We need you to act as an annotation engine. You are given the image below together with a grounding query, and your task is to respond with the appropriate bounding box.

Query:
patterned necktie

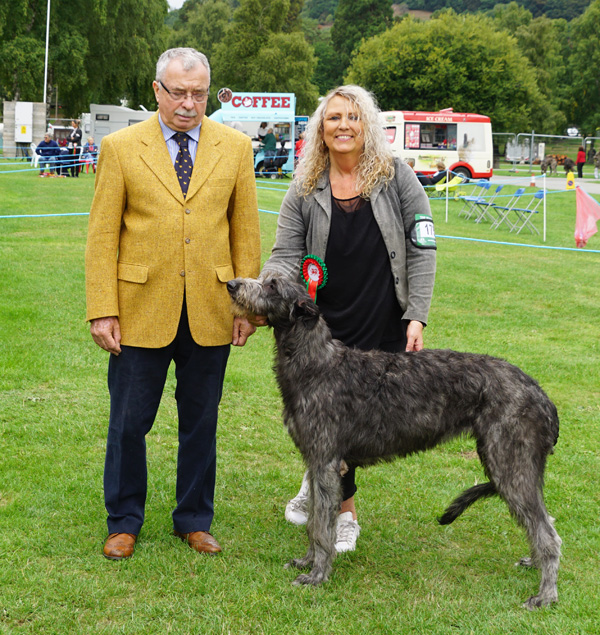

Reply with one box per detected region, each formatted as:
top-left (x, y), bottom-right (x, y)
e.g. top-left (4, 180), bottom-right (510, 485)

top-left (173, 132), bottom-right (192, 197)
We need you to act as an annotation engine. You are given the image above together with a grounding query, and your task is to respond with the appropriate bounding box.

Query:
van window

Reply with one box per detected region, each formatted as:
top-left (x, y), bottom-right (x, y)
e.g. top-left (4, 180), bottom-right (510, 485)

top-left (404, 122), bottom-right (457, 151)
top-left (384, 127), bottom-right (397, 144)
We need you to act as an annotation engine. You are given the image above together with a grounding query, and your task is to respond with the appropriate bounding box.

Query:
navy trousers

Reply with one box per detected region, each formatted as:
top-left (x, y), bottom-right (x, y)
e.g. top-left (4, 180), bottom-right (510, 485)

top-left (104, 303), bottom-right (230, 535)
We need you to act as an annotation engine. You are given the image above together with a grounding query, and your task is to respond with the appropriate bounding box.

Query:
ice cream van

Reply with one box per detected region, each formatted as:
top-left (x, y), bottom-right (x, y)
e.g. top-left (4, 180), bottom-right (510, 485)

top-left (380, 109), bottom-right (493, 179)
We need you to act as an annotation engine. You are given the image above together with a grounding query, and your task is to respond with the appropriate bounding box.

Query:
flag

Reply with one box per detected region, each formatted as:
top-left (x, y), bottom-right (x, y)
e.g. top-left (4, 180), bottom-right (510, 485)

top-left (575, 186), bottom-right (600, 248)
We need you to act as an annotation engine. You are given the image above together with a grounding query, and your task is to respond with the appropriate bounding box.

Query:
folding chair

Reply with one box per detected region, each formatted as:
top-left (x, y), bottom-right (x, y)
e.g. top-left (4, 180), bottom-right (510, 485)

top-left (458, 180), bottom-right (490, 219)
top-left (510, 190), bottom-right (545, 235)
top-left (433, 173), bottom-right (467, 199)
top-left (490, 188), bottom-right (526, 230)
top-left (473, 184), bottom-right (504, 224)
top-left (427, 174), bottom-right (446, 198)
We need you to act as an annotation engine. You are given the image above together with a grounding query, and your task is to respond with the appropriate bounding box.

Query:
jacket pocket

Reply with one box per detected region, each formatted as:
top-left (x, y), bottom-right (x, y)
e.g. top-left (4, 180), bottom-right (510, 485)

top-left (117, 262), bottom-right (148, 284)
top-left (215, 264), bottom-right (235, 283)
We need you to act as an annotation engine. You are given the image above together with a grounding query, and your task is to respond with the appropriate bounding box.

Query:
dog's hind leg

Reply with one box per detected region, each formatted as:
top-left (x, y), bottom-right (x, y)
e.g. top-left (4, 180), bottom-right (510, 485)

top-left (496, 477), bottom-right (561, 609)
top-left (519, 500), bottom-right (561, 610)
top-left (291, 461), bottom-right (341, 586)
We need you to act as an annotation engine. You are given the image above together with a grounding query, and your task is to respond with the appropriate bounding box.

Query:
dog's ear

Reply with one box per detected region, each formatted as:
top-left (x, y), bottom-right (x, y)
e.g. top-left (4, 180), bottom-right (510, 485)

top-left (292, 298), bottom-right (320, 329)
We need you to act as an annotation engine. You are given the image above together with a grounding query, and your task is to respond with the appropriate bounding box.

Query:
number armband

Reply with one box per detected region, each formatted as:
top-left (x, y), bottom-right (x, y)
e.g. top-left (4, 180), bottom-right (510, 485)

top-left (409, 214), bottom-right (436, 249)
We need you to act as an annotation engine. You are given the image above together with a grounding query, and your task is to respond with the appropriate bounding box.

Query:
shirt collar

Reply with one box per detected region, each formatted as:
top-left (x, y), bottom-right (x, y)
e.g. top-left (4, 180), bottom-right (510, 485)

top-left (158, 113), bottom-right (201, 143)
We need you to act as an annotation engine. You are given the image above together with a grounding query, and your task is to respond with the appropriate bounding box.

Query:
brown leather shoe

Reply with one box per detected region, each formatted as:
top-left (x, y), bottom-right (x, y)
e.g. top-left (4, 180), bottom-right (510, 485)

top-left (103, 533), bottom-right (137, 560)
top-left (174, 530), bottom-right (222, 554)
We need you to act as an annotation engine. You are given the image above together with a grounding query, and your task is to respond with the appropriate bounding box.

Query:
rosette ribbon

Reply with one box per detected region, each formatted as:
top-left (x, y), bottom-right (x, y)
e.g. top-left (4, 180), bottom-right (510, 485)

top-left (301, 254), bottom-right (328, 302)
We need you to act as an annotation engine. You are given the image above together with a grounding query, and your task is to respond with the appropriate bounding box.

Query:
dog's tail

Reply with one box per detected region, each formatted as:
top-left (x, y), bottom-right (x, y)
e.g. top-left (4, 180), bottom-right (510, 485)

top-left (438, 482), bottom-right (497, 525)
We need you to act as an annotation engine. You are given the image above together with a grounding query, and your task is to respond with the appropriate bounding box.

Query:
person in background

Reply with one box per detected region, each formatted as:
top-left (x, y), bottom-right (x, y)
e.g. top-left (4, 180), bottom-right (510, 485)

top-left (257, 122), bottom-right (268, 142)
top-left (81, 136), bottom-right (98, 174)
top-left (294, 131), bottom-right (306, 162)
top-left (594, 149), bottom-right (600, 180)
top-left (35, 132), bottom-right (60, 176)
top-left (576, 146), bottom-right (586, 179)
top-left (86, 47), bottom-right (261, 562)
top-left (261, 127), bottom-right (277, 168)
top-left (405, 157), bottom-right (447, 188)
top-left (67, 120), bottom-right (83, 177)
top-left (257, 85), bottom-right (436, 553)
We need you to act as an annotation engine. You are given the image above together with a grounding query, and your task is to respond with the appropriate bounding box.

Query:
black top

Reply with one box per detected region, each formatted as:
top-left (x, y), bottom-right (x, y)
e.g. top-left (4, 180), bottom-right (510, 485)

top-left (316, 193), bottom-right (404, 351)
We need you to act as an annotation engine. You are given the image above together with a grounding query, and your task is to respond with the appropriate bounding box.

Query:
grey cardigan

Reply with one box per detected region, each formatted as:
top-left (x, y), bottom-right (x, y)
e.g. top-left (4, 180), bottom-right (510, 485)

top-left (262, 158), bottom-right (436, 325)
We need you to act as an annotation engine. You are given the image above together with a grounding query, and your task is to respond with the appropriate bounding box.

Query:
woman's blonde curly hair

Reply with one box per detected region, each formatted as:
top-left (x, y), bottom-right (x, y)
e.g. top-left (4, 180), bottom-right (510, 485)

top-left (296, 85), bottom-right (395, 198)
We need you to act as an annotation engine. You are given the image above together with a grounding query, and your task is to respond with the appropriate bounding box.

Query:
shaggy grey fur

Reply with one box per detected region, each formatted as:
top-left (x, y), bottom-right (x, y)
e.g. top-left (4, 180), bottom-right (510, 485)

top-left (227, 275), bottom-right (561, 609)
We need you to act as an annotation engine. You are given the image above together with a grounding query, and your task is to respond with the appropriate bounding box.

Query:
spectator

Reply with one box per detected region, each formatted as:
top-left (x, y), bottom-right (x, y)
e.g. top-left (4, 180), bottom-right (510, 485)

top-left (67, 120), bottom-right (83, 177)
top-left (36, 133), bottom-right (60, 176)
top-left (81, 136), bottom-right (98, 174)
top-left (576, 146), bottom-right (586, 179)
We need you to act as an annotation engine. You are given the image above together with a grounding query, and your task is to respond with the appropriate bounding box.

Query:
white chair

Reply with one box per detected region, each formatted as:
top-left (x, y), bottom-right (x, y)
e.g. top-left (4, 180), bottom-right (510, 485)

top-left (30, 142), bottom-right (40, 168)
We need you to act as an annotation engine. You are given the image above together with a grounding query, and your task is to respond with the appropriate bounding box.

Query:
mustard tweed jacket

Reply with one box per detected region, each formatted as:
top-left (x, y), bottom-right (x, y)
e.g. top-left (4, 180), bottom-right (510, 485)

top-left (85, 113), bottom-right (261, 348)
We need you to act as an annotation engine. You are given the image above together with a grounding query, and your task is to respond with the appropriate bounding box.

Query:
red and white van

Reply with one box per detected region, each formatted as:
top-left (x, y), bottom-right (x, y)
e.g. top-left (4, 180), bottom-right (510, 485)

top-left (380, 109), bottom-right (493, 179)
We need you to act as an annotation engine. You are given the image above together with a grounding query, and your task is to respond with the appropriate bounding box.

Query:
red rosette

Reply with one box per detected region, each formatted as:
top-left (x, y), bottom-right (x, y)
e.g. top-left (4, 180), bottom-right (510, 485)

top-left (301, 254), bottom-right (328, 301)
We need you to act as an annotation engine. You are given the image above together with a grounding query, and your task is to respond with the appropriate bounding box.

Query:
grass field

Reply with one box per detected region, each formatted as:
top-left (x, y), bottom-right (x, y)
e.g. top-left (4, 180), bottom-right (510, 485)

top-left (1, 166), bottom-right (599, 634)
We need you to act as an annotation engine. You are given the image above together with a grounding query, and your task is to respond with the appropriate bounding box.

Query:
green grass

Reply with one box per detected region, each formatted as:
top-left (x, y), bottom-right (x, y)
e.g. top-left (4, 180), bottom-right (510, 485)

top-left (1, 167), bottom-right (599, 634)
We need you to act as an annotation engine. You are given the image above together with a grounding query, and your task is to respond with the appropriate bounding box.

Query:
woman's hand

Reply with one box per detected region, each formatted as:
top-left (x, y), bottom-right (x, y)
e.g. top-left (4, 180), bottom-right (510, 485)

top-left (405, 320), bottom-right (424, 352)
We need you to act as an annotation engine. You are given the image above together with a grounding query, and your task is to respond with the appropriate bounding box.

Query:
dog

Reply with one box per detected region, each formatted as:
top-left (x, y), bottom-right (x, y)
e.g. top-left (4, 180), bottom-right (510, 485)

top-left (227, 275), bottom-right (561, 609)
top-left (540, 156), bottom-right (558, 176)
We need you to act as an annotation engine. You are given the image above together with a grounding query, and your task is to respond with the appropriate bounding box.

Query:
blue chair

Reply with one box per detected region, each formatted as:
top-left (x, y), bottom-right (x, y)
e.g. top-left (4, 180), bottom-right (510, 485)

top-left (473, 184), bottom-right (504, 224)
top-left (490, 188), bottom-right (526, 231)
top-left (458, 180), bottom-right (491, 219)
top-left (511, 190), bottom-right (545, 235)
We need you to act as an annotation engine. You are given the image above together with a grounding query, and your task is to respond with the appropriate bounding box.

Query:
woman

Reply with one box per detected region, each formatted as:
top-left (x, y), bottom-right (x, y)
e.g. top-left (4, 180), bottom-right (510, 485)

top-left (259, 86), bottom-right (436, 553)
top-left (67, 120), bottom-right (83, 178)
top-left (576, 145), bottom-right (586, 180)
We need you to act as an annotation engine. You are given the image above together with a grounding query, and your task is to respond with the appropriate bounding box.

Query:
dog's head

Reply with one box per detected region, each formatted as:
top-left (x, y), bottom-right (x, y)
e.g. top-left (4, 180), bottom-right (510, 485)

top-left (227, 274), bottom-right (320, 331)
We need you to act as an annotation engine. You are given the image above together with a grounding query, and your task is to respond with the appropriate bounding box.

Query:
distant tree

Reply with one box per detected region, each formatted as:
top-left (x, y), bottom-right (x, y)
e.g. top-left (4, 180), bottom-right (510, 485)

top-left (0, 0), bottom-right (169, 116)
top-left (489, 1), bottom-right (532, 32)
top-left (512, 16), bottom-right (568, 133)
top-left (169, 0), bottom-right (232, 58)
top-left (301, 0), bottom-right (339, 21)
top-left (346, 10), bottom-right (552, 132)
top-left (566, 0), bottom-right (600, 134)
top-left (212, 0), bottom-right (319, 113)
top-left (330, 0), bottom-right (393, 85)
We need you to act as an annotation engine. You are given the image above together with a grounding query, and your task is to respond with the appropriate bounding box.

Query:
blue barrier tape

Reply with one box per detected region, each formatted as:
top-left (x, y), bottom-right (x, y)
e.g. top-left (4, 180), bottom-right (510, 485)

top-left (2, 186), bottom-right (598, 255)
top-left (435, 234), bottom-right (600, 253)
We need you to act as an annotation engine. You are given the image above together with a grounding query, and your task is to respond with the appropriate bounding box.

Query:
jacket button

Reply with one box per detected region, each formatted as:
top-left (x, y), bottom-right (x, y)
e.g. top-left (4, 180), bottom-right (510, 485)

top-left (185, 238), bottom-right (190, 244)
top-left (180, 271), bottom-right (185, 277)
top-left (185, 209), bottom-right (191, 214)
top-left (395, 277), bottom-right (399, 284)
top-left (390, 251), bottom-right (396, 259)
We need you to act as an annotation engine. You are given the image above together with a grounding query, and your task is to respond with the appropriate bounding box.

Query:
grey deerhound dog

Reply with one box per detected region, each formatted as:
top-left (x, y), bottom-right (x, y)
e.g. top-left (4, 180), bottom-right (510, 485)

top-left (227, 275), bottom-right (561, 609)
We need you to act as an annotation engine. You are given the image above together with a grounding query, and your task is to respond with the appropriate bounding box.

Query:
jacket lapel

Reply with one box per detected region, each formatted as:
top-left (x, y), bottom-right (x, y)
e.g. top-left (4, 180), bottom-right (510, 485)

top-left (139, 114), bottom-right (185, 204)
top-left (185, 117), bottom-right (223, 202)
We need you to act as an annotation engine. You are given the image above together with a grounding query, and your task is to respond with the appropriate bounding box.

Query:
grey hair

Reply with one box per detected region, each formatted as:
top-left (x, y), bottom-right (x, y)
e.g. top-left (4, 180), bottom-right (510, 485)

top-left (296, 85), bottom-right (395, 198)
top-left (156, 48), bottom-right (211, 83)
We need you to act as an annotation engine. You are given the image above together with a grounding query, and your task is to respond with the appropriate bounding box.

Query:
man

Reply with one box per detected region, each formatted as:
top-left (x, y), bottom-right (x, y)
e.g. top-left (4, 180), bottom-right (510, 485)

top-left (85, 48), bottom-right (261, 560)
top-left (36, 132), bottom-right (59, 176)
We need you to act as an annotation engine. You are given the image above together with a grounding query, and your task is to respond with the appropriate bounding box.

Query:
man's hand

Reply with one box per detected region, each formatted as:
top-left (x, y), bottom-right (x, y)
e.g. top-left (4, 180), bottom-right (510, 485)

top-left (405, 320), bottom-right (424, 352)
top-left (90, 316), bottom-right (122, 355)
top-left (232, 316), bottom-right (256, 347)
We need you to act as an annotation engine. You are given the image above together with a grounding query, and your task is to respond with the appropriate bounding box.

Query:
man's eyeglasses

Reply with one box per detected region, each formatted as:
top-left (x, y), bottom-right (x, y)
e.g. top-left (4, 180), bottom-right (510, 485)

top-left (159, 80), bottom-right (209, 103)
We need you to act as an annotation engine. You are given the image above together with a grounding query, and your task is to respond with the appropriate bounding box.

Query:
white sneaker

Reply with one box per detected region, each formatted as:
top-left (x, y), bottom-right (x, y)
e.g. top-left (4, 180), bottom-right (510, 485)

top-left (335, 511), bottom-right (361, 553)
top-left (284, 472), bottom-right (309, 525)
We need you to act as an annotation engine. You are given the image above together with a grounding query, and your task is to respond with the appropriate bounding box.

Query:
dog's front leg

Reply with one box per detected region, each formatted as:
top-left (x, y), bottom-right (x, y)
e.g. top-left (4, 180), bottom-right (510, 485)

top-left (291, 461), bottom-right (341, 586)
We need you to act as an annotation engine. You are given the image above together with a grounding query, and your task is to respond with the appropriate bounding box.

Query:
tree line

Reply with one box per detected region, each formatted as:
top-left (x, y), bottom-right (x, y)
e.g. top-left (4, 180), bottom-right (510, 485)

top-left (1, 0), bottom-right (599, 135)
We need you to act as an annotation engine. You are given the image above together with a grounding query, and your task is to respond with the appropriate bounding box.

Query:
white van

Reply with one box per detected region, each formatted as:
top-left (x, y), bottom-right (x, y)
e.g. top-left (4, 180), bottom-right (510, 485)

top-left (380, 109), bottom-right (493, 180)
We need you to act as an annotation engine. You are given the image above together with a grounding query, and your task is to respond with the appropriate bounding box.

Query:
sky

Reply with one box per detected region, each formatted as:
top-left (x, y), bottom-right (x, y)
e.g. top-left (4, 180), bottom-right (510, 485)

top-left (169, 0), bottom-right (185, 9)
